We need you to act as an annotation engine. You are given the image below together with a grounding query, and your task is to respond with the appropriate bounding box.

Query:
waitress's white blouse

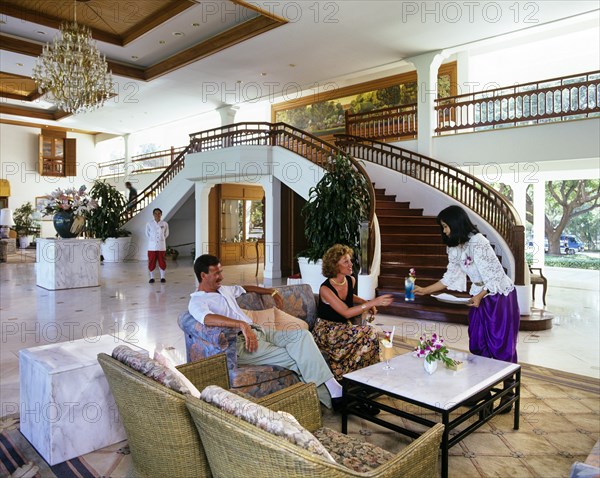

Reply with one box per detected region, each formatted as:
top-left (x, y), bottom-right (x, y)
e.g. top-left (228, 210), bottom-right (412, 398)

top-left (441, 233), bottom-right (514, 296)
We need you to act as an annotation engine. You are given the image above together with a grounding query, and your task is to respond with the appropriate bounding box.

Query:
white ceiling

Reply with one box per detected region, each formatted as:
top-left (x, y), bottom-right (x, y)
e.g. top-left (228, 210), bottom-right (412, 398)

top-left (1, 0), bottom-right (598, 135)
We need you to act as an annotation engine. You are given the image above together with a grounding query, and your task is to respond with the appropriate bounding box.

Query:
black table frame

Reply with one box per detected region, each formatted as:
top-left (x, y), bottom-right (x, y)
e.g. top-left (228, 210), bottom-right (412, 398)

top-left (342, 367), bottom-right (520, 478)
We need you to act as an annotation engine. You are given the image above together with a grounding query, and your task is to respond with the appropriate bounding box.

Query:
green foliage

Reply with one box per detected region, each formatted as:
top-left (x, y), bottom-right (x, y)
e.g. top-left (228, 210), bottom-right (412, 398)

top-left (86, 180), bottom-right (131, 241)
top-left (300, 154), bottom-right (370, 267)
top-left (545, 179), bottom-right (600, 253)
top-left (527, 253), bottom-right (599, 270)
top-left (13, 202), bottom-right (39, 236)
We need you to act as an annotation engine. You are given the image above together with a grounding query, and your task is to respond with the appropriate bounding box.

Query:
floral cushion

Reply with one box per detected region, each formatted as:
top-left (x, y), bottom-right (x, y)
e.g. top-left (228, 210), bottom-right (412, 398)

top-left (241, 308), bottom-right (275, 329)
top-left (112, 345), bottom-right (190, 395)
top-left (313, 427), bottom-right (394, 473)
top-left (200, 385), bottom-right (336, 464)
top-left (274, 307), bottom-right (309, 331)
top-left (154, 348), bottom-right (201, 398)
top-left (241, 307), bottom-right (309, 332)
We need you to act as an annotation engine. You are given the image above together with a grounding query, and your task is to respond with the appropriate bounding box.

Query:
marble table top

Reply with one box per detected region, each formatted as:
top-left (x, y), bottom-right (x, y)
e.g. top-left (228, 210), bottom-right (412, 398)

top-left (19, 334), bottom-right (146, 374)
top-left (343, 351), bottom-right (520, 411)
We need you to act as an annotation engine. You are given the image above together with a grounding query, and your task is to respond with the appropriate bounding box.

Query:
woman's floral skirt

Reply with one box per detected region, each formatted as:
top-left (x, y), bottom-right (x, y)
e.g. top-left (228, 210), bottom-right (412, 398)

top-left (312, 318), bottom-right (380, 381)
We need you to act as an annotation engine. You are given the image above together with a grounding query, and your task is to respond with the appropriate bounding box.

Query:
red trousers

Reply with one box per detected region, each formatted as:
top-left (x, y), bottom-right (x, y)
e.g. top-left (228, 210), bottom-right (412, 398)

top-left (148, 250), bottom-right (167, 271)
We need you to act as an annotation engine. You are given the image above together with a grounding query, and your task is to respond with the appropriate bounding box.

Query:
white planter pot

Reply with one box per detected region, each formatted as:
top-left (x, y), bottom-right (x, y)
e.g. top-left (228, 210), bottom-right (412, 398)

top-left (100, 237), bottom-right (134, 263)
top-left (424, 360), bottom-right (438, 375)
top-left (18, 236), bottom-right (32, 249)
top-left (297, 257), bottom-right (326, 294)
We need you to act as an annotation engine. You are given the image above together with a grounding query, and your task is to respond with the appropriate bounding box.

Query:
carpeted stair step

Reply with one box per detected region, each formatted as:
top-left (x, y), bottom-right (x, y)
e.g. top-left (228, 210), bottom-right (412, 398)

top-left (380, 253), bottom-right (448, 267)
top-left (380, 224), bottom-right (441, 234)
top-left (377, 275), bottom-right (442, 288)
top-left (377, 300), bottom-right (469, 324)
top-left (381, 234), bottom-right (441, 246)
top-left (377, 216), bottom-right (438, 225)
top-left (377, 207), bottom-right (424, 216)
top-left (382, 244), bottom-right (447, 255)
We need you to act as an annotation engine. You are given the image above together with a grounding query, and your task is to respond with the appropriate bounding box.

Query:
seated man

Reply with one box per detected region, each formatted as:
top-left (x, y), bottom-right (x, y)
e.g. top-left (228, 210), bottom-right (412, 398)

top-left (188, 254), bottom-right (343, 408)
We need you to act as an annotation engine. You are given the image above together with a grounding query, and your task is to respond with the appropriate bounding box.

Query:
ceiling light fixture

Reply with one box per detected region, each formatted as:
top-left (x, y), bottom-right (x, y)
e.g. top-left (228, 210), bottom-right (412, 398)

top-left (31, 0), bottom-right (113, 114)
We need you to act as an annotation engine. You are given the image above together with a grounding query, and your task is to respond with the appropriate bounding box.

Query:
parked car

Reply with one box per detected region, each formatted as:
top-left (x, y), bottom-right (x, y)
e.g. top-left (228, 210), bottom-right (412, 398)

top-left (561, 234), bottom-right (585, 254)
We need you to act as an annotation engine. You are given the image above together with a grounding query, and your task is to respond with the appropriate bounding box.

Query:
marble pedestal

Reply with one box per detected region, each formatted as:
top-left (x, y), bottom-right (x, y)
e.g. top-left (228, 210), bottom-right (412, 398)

top-left (36, 238), bottom-right (101, 290)
top-left (19, 335), bottom-right (147, 465)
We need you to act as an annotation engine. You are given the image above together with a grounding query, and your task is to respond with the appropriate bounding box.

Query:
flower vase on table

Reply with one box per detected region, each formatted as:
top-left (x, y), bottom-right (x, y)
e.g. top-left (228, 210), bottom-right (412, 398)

top-left (53, 211), bottom-right (85, 238)
top-left (413, 333), bottom-right (455, 374)
top-left (423, 359), bottom-right (438, 375)
top-left (39, 186), bottom-right (97, 239)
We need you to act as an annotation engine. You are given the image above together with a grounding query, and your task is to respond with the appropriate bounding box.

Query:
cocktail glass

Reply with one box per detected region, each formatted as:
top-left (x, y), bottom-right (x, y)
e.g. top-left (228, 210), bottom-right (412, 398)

top-left (381, 341), bottom-right (395, 370)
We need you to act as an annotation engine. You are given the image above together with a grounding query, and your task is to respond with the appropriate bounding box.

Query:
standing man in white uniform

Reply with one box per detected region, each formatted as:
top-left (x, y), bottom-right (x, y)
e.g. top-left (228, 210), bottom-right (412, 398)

top-left (145, 208), bottom-right (169, 283)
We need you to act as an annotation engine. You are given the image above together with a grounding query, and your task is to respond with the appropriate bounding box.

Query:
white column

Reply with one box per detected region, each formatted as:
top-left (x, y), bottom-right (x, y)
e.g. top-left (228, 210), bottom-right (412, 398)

top-left (532, 181), bottom-right (546, 268)
top-left (217, 105), bottom-right (239, 126)
top-left (194, 183), bottom-right (213, 272)
top-left (260, 177), bottom-right (281, 280)
top-left (123, 133), bottom-right (132, 181)
top-left (408, 51), bottom-right (448, 157)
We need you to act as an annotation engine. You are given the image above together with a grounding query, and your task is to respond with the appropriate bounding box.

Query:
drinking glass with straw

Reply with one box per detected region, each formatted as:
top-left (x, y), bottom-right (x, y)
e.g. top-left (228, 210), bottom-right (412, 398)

top-left (381, 326), bottom-right (395, 370)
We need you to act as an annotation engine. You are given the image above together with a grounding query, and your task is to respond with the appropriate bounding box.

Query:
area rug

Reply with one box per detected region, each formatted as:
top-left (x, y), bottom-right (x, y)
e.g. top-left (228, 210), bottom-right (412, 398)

top-left (321, 340), bottom-right (600, 478)
top-left (2, 350), bottom-right (598, 478)
top-left (0, 415), bottom-right (129, 478)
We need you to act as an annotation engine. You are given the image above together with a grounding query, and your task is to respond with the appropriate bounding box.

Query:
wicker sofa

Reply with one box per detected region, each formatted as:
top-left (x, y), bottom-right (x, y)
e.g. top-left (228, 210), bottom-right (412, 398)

top-left (178, 284), bottom-right (318, 397)
top-left (98, 350), bottom-right (321, 478)
top-left (185, 382), bottom-right (445, 478)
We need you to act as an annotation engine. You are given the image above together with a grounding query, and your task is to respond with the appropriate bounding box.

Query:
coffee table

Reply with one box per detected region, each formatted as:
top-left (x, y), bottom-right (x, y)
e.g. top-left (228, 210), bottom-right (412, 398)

top-left (341, 351), bottom-right (520, 478)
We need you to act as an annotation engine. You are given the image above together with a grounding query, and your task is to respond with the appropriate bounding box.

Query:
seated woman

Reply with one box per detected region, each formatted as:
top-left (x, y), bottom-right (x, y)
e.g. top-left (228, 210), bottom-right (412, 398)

top-left (312, 244), bottom-right (393, 381)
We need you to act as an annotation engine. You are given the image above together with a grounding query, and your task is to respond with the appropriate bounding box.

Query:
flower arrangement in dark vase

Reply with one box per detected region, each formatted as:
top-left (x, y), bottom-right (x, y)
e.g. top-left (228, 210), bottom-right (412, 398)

top-left (38, 186), bottom-right (97, 238)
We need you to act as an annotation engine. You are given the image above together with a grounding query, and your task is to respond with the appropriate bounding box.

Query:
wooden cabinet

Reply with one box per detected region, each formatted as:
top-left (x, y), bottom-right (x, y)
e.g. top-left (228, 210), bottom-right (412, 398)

top-left (38, 131), bottom-right (76, 177)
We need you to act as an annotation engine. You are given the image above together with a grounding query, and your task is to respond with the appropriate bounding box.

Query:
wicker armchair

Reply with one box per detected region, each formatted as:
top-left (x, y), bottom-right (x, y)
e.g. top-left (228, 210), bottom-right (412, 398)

top-left (185, 382), bottom-right (444, 478)
top-left (178, 284), bottom-right (318, 398)
top-left (98, 352), bottom-right (316, 478)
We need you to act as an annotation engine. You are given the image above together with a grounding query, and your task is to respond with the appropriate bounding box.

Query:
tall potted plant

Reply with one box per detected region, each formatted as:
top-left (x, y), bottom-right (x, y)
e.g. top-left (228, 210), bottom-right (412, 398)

top-left (298, 153), bottom-right (371, 292)
top-left (13, 202), bottom-right (40, 249)
top-left (86, 180), bottom-right (132, 262)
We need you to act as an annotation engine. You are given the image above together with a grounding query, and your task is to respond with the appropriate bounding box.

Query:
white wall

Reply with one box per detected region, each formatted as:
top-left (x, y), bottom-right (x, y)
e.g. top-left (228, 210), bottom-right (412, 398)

top-left (466, 27), bottom-right (600, 91)
top-left (431, 118), bottom-right (600, 171)
top-left (0, 124), bottom-right (99, 237)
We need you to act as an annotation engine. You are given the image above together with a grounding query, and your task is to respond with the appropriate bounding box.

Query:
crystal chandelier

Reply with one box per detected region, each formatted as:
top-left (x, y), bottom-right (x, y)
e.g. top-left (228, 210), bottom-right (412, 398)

top-left (32, 2), bottom-right (113, 114)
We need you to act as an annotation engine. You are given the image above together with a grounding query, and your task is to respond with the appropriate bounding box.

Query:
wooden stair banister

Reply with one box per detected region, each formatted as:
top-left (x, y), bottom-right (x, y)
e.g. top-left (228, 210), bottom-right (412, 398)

top-left (120, 122), bottom-right (376, 273)
top-left (334, 133), bottom-right (525, 286)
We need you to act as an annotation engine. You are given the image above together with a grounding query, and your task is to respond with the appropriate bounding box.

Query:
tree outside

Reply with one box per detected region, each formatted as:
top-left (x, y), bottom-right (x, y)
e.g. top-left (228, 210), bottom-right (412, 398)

top-left (492, 179), bottom-right (600, 254)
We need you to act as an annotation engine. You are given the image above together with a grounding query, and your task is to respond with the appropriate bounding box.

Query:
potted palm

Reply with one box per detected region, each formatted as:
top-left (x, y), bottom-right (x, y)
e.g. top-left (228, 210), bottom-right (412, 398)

top-left (86, 180), bottom-right (132, 262)
top-left (13, 202), bottom-right (40, 249)
top-left (298, 153), bottom-right (371, 292)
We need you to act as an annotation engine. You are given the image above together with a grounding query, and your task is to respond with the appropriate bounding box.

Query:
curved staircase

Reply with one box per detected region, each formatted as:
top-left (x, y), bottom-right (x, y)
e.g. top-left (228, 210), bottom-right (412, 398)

top-left (335, 134), bottom-right (552, 331)
top-left (374, 187), bottom-right (471, 324)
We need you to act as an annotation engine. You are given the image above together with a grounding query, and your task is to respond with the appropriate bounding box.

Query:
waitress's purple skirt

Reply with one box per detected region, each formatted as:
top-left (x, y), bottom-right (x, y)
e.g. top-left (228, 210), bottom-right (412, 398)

top-left (468, 289), bottom-right (520, 363)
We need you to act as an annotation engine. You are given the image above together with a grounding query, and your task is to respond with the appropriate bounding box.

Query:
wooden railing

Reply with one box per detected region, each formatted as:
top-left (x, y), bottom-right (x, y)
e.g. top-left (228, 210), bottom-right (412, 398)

top-left (436, 70), bottom-right (600, 134)
top-left (98, 146), bottom-right (186, 179)
top-left (120, 144), bottom-right (193, 223)
top-left (335, 134), bottom-right (525, 285)
top-left (130, 146), bottom-right (186, 173)
top-left (345, 104), bottom-right (417, 140)
top-left (98, 158), bottom-right (126, 178)
top-left (122, 122), bottom-right (376, 272)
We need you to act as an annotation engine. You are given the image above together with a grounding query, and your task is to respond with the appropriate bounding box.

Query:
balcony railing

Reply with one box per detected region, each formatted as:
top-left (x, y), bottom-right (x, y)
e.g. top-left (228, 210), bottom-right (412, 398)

top-left (345, 104), bottom-right (417, 141)
top-left (436, 70), bottom-right (600, 134)
top-left (98, 146), bottom-right (186, 179)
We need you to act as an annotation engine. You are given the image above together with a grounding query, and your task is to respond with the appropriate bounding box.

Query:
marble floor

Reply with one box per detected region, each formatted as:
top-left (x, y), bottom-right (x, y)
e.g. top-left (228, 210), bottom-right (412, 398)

top-left (0, 256), bottom-right (598, 417)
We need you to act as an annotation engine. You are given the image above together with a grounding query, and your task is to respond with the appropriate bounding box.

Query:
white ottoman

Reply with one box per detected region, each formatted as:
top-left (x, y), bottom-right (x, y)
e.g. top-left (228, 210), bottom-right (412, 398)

top-left (19, 335), bottom-right (147, 465)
